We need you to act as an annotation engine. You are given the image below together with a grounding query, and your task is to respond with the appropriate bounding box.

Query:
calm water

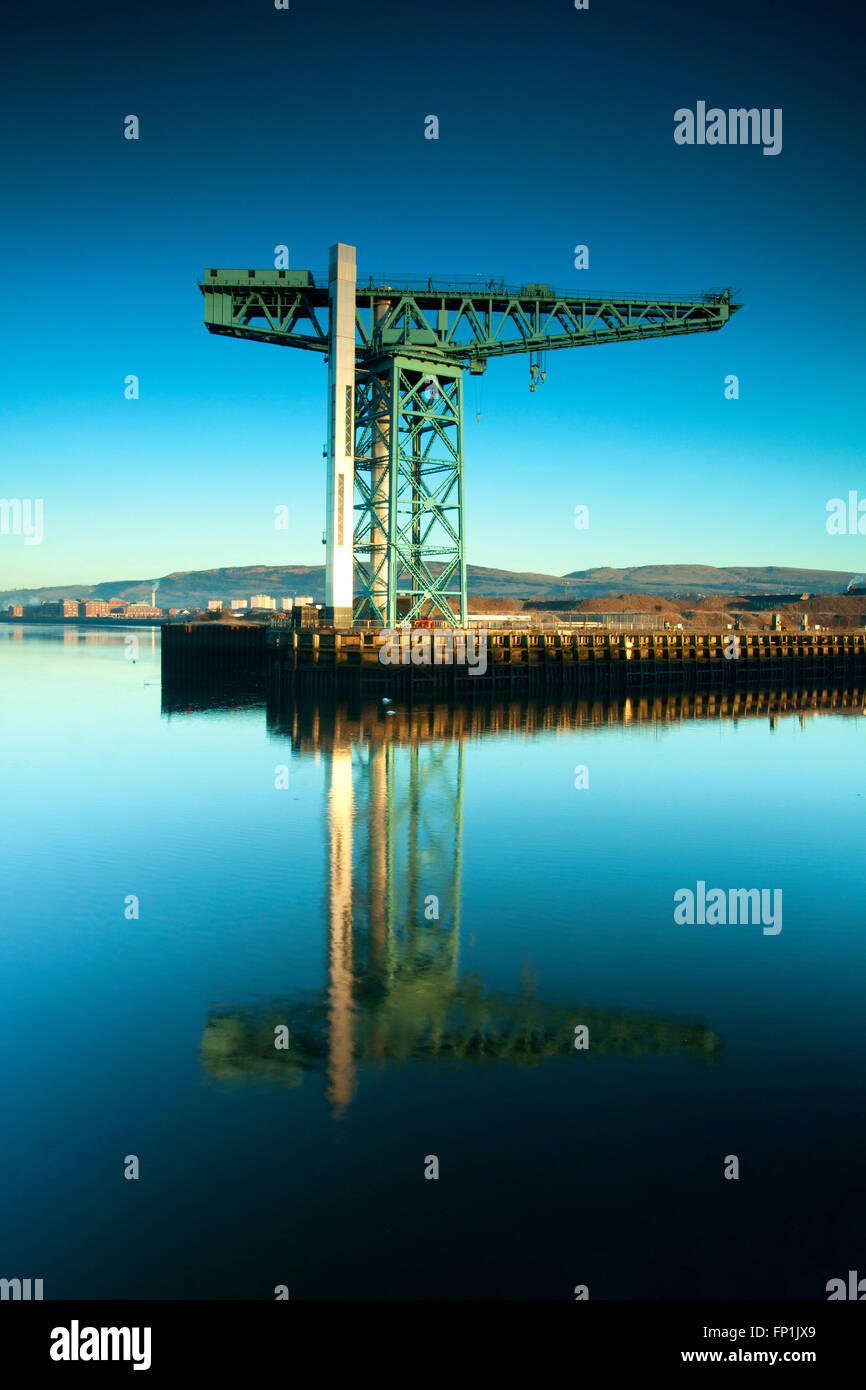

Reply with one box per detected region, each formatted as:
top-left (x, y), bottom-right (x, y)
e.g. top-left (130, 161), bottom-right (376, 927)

top-left (1, 624), bottom-right (865, 1300)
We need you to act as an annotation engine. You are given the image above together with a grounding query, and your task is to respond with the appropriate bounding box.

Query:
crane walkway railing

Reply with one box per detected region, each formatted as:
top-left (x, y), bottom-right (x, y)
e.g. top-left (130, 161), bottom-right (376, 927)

top-left (317, 271), bottom-right (733, 304)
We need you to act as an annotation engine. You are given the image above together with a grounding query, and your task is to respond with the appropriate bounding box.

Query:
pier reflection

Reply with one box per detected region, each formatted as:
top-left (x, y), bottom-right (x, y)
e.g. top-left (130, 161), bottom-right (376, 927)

top-left (160, 680), bottom-right (865, 728)
top-left (185, 688), bottom-right (759, 1114)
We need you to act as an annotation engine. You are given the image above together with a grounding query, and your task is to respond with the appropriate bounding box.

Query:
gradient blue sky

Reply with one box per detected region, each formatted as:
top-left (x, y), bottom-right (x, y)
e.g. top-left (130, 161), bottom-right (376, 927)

top-left (1, 0), bottom-right (864, 589)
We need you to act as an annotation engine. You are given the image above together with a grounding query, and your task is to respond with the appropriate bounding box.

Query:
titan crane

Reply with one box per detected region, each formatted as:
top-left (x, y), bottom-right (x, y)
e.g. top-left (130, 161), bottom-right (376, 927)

top-left (200, 245), bottom-right (741, 627)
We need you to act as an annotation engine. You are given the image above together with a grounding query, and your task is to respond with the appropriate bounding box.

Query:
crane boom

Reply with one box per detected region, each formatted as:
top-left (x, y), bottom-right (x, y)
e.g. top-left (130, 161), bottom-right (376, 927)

top-left (201, 267), bottom-right (739, 365)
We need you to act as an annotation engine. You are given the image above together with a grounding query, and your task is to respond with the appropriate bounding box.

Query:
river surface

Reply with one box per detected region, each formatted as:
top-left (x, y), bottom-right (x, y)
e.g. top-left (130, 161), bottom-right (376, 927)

top-left (1, 623), bottom-right (864, 1299)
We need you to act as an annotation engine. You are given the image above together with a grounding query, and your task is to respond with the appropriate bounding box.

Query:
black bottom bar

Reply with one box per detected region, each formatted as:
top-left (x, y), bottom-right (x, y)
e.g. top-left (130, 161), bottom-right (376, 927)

top-left (3, 1299), bottom-right (861, 1375)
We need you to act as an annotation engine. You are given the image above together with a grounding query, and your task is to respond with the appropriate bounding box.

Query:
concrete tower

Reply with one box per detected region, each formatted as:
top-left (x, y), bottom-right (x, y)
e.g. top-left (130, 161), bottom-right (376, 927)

top-left (325, 243), bottom-right (356, 621)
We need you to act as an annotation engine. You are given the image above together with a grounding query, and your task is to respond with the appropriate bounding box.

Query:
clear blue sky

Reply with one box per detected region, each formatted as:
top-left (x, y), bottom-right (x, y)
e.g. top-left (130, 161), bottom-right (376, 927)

top-left (1, 0), bottom-right (864, 590)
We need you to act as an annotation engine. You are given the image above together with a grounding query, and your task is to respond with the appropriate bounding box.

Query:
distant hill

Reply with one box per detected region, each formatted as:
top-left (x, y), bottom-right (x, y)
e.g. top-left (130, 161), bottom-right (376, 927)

top-left (0, 561), bottom-right (857, 610)
top-left (561, 565), bottom-right (857, 597)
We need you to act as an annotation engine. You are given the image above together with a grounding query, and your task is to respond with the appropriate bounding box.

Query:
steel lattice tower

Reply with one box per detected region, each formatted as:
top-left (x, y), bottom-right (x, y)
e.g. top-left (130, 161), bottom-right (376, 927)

top-left (200, 244), bottom-right (741, 626)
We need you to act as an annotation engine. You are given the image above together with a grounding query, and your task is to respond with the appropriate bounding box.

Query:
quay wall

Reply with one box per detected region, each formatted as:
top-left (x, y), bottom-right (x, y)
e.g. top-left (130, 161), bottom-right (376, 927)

top-left (161, 623), bottom-right (866, 695)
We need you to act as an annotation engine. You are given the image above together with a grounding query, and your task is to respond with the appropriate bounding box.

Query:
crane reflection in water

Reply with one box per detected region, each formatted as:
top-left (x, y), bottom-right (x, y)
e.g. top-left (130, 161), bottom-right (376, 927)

top-left (194, 696), bottom-right (721, 1114)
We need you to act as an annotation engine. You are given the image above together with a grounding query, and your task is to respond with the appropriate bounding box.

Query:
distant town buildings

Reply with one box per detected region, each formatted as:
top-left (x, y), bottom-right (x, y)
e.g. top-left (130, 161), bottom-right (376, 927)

top-left (9, 593), bottom-right (315, 619)
top-left (174, 595), bottom-right (301, 613)
top-left (3, 598), bottom-right (162, 621)
top-left (203, 595), bottom-right (296, 615)
top-left (4, 586), bottom-right (315, 624)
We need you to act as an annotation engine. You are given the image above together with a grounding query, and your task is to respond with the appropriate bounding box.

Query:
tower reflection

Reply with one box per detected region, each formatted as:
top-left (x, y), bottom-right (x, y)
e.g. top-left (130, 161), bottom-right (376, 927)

top-left (197, 695), bottom-right (722, 1114)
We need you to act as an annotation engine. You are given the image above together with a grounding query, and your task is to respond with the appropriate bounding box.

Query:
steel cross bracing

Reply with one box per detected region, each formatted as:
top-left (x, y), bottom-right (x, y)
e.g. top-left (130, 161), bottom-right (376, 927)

top-left (200, 249), bottom-right (741, 626)
top-left (353, 357), bottom-right (465, 624)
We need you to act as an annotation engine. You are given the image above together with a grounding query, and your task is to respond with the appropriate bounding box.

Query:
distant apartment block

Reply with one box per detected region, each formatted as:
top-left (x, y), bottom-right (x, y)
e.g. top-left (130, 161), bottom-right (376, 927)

top-left (280, 597), bottom-right (294, 611)
top-left (249, 594), bottom-right (276, 610)
top-left (42, 600), bottom-right (80, 618)
top-left (294, 595), bottom-right (314, 606)
top-left (78, 601), bottom-right (112, 617)
top-left (8, 604), bottom-right (24, 617)
top-left (207, 600), bottom-right (223, 611)
top-left (230, 599), bottom-right (248, 610)
top-left (123, 605), bottom-right (163, 619)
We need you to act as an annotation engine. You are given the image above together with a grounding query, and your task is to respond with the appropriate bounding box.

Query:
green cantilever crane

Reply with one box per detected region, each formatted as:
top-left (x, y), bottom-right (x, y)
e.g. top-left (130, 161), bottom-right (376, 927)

top-left (200, 245), bottom-right (741, 627)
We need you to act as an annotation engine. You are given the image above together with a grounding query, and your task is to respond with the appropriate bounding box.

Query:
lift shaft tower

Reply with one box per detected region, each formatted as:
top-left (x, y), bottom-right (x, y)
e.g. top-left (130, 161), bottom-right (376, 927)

top-left (200, 245), bottom-right (740, 626)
